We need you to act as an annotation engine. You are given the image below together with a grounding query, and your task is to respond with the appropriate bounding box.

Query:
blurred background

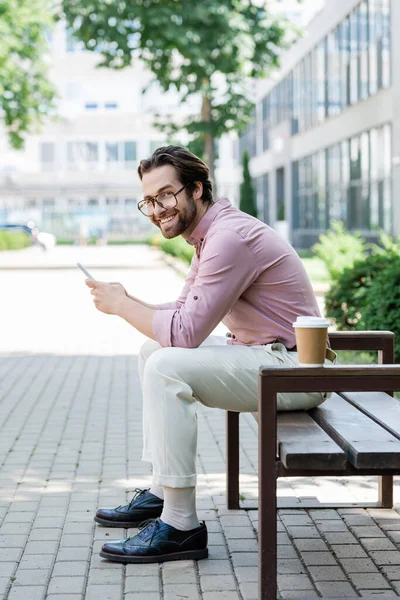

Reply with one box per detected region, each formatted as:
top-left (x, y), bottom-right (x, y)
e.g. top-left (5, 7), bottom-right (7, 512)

top-left (2, 0), bottom-right (400, 359)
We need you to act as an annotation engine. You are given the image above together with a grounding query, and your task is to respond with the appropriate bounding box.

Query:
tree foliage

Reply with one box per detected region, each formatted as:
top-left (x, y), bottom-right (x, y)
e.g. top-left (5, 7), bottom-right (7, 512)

top-left (0, 0), bottom-right (56, 149)
top-left (61, 0), bottom-right (294, 179)
top-left (239, 149), bottom-right (257, 218)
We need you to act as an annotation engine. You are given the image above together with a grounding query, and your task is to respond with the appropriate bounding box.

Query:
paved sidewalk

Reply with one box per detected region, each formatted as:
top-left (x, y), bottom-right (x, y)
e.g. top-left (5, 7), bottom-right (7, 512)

top-left (1, 246), bottom-right (400, 599)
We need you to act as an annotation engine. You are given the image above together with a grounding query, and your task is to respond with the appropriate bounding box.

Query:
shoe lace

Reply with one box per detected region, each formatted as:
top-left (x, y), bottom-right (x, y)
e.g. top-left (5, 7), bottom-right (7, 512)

top-left (136, 518), bottom-right (160, 544)
top-left (115, 488), bottom-right (148, 511)
top-left (127, 488), bottom-right (148, 509)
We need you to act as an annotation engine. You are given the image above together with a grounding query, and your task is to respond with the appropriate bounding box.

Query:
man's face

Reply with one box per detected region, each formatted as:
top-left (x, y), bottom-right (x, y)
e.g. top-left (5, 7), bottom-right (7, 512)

top-left (141, 165), bottom-right (198, 239)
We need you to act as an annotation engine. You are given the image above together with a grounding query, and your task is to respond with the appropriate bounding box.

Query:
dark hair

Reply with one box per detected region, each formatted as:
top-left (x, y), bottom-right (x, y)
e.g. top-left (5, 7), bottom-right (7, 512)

top-left (138, 145), bottom-right (213, 204)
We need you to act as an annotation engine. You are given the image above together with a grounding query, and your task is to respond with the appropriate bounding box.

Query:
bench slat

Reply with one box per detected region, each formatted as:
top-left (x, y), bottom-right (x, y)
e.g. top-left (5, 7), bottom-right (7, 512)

top-left (340, 391), bottom-right (400, 440)
top-left (276, 412), bottom-right (347, 470)
top-left (310, 394), bottom-right (400, 469)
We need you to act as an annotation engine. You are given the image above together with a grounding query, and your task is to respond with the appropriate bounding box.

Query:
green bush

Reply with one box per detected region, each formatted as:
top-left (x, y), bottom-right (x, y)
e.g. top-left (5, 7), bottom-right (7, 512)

top-left (0, 230), bottom-right (31, 251)
top-left (149, 233), bottom-right (194, 265)
top-left (312, 221), bottom-right (367, 280)
top-left (362, 256), bottom-right (400, 362)
top-left (324, 251), bottom-right (399, 330)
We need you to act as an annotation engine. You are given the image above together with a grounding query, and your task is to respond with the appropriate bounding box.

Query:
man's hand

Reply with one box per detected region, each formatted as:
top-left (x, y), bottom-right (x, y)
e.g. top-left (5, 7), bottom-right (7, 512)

top-left (85, 280), bottom-right (126, 315)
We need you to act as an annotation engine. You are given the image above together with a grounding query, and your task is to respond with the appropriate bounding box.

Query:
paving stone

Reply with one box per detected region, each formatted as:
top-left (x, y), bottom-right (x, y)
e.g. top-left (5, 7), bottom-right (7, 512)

top-left (293, 538), bottom-right (328, 552)
top-left (280, 592), bottom-right (320, 599)
top-left (285, 526), bottom-right (321, 538)
top-left (231, 552), bottom-right (258, 567)
top-left (351, 526), bottom-right (386, 539)
top-left (56, 547), bottom-right (91, 562)
top-left (13, 568), bottom-right (51, 586)
top-left (200, 574), bottom-right (236, 591)
top-left (162, 566), bottom-right (196, 584)
top-left (198, 560), bottom-right (233, 575)
top-left (308, 565), bottom-right (348, 581)
top-left (323, 531), bottom-right (358, 544)
top-left (226, 538), bottom-right (258, 552)
top-left (164, 583), bottom-right (200, 599)
top-left (124, 594), bottom-right (161, 600)
top-left (339, 558), bottom-right (379, 573)
top-left (362, 538), bottom-right (397, 551)
top-left (125, 576), bottom-right (160, 592)
top-left (52, 562), bottom-right (88, 577)
top-left (277, 558), bottom-right (306, 574)
top-left (348, 573), bottom-right (391, 590)
top-left (8, 586), bottom-right (46, 600)
top-left (202, 592), bottom-right (240, 600)
top-left (28, 528), bottom-right (62, 541)
top-left (315, 581), bottom-right (357, 597)
top-left (368, 550), bottom-right (400, 565)
top-left (88, 568), bottom-right (123, 585)
top-left (234, 566), bottom-right (258, 583)
top-left (24, 540), bottom-right (59, 554)
top-left (278, 573), bottom-right (315, 591)
top-left (19, 554), bottom-right (54, 569)
top-left (301, 551), bottom-right (338, 566)
top-left (238, 581), bottom-right (258, 600)
top-left (85, 585), bottom-right (123, 600)
top-left (222, 526), bottom-right (256, 539)
top-left (47, 576), bottom-right (86, 595)
top-left (332, 544), bottom-right (368, 558)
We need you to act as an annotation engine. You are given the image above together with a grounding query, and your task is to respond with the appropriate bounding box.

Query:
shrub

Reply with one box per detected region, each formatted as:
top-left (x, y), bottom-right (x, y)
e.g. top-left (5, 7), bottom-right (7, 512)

top-left (149, 233), bottom-right (194, 265)
top-left (324, 251), bottom-right (399, 331)
top-left (0, 230), bottom-right (31, 251)
top-left (362, 256), bottom-right (400, 362)
top-left (312, 221), bottom-right (367, 280)
top-left (239, 149), bottom-right (257, 218)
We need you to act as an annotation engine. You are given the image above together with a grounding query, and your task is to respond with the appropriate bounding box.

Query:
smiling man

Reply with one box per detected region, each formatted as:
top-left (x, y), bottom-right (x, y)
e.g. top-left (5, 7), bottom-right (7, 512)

top-left (86, 145), bottom-right (334, 564)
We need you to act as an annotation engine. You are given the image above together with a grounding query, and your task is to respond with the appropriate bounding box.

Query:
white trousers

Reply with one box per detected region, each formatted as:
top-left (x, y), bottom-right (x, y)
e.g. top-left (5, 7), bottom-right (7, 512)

top-left (138, 336), bottom-right (331, 488)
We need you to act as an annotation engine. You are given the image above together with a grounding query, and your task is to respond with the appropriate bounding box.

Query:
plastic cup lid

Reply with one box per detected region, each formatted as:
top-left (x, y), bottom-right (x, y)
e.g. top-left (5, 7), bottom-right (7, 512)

top-left (292, 316), bottom-right (330, 328)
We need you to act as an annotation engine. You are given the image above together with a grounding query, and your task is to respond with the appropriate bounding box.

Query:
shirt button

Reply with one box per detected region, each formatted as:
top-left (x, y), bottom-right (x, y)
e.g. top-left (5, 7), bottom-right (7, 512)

top-left (200, 238), bottom-right (204, 242)
top-left (194, 296), bottom-right (198, 300)
top-left (232, 335), bottom-right (236, 339)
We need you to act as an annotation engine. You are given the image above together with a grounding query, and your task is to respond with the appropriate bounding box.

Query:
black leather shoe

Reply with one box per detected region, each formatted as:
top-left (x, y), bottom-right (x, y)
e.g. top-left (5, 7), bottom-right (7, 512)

top-left (94, 489), bottom-right (163, 528)
top-left (100, 518), bottom-right (208, 563)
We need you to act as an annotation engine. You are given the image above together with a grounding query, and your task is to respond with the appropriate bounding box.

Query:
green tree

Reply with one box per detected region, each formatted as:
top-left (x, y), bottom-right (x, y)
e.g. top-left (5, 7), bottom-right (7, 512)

top-left (0, 0), bottom-right (56, 149)
top-left (239, 149), bottom-right (257, 218)
top-left (61, 0), bottom-right (296, 183)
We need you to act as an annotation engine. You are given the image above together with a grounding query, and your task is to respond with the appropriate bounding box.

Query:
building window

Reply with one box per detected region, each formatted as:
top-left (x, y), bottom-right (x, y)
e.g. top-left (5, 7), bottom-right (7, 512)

top-left (150, 141), bottom-right (164, 153)
top-left (67, 142), bottom-right (99, 168)
top-left (85, 103), bottom-right (98, 110)
top-left (124, 141), bottom-right (136, 162)
top-left (105, 102), bottom-right (118, 110)
top-left (88, 198), bottom-right (99, 206)
top-left (293, 123), bottom-right (392, 246)
top-left (43, 199), bottom-right (55, 208)
top-left (40, 142), bottom-right (55, 172)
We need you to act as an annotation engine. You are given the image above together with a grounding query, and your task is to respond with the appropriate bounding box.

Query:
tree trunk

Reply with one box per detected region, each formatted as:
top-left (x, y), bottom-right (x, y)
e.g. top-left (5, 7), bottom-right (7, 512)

top-left (201, 94), bottom-right (217, 197)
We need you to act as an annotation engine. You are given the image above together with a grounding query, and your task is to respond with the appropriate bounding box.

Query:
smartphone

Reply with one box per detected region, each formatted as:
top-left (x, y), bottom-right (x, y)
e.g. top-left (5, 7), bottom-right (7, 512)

top-left (76, 262), bottom-right (95, 280)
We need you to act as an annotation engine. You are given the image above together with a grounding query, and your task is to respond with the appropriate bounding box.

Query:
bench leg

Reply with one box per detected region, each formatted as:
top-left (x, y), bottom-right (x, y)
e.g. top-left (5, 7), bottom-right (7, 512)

top-left (379, 475), bottom-right (393, 508)
top-left (226, 411), bottom-right (240, 510)
top-left (259, 385), bottom-right (277, 600)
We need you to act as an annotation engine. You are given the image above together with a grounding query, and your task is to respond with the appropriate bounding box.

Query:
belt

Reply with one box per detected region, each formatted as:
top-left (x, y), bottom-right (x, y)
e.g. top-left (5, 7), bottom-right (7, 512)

top-left (288, 346), bottom-right (337, 363)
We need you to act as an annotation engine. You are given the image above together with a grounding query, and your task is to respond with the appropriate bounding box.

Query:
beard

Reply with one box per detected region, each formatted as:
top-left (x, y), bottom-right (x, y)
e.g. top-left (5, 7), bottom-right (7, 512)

top-left (151, 194), bottom-right (197, 239)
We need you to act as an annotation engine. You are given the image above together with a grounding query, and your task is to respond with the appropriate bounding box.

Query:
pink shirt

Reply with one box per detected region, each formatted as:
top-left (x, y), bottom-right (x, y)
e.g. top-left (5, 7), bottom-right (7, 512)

top-left (153, 198), bottom-right (321, 348)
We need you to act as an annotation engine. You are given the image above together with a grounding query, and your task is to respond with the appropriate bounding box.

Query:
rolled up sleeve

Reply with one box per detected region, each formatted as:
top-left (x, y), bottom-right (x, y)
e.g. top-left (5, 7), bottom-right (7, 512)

top-left (152, 230), bottom-right (258, 348)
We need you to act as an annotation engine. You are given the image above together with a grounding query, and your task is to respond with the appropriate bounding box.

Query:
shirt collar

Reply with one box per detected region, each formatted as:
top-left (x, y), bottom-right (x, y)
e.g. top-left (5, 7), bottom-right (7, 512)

top-left (186, 198), bottom-right (231, 246)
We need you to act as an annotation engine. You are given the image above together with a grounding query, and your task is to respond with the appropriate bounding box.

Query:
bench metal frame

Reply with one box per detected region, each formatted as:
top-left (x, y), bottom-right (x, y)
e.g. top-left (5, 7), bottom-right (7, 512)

top-left (225, 331), bottom-right (398, 600)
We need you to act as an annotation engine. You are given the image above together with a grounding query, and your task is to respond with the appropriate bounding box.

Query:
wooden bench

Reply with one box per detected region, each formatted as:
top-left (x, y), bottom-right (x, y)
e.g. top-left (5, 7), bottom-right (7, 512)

top-left (225, 331), bottom-right (400, 600)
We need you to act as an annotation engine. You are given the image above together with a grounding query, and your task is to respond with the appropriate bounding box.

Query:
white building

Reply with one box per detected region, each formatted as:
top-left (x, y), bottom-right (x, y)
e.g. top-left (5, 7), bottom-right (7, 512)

top-left (0, 22), bottom-right (239, 240)
top-left (239, 0), bottom-right (397, 248)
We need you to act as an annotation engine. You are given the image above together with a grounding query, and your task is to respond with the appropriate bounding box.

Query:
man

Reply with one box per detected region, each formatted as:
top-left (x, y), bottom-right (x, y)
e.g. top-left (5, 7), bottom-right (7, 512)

top-left (86, 145), bottom-right (333, 564)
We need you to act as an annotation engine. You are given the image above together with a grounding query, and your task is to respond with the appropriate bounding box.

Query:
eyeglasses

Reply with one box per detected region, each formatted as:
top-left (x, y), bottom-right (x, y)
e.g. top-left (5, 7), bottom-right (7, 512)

top-left (137, 183), bottom-right (191, 217)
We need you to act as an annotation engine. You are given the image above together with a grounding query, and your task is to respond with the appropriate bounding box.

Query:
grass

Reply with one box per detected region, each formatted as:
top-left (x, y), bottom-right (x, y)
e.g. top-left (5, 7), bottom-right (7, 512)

top-left (301, 256), bottom-right (330, 284)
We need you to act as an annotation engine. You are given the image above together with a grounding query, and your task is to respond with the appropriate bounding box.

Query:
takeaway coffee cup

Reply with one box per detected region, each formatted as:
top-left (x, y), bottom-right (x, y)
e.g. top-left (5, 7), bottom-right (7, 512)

top-left (292, 316), bottom-right (330, 367)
